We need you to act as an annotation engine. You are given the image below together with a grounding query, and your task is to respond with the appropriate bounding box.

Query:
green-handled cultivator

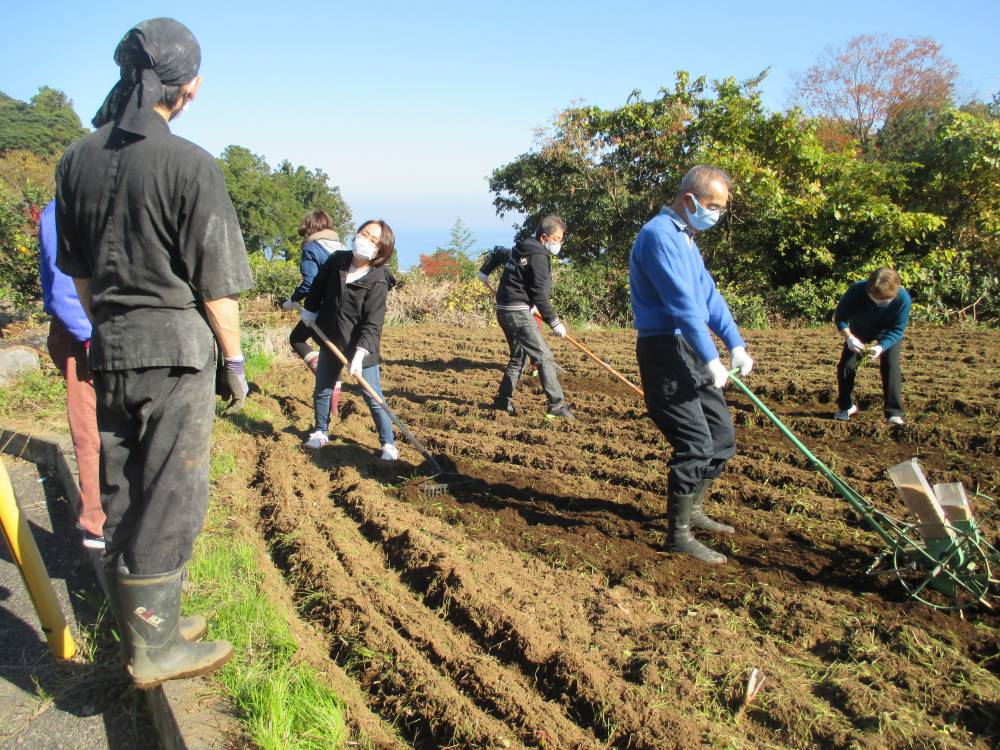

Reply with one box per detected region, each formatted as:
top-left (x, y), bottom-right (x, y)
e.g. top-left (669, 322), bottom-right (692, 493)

top-left (729, 372), bottom-right (998, 612)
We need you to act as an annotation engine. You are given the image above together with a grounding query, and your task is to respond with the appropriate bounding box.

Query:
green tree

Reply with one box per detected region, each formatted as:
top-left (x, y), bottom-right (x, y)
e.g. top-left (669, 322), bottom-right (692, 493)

top-left (218, 147), bottom-right (352, 261)
top-left (490, 70), bottom-right (946, 322)
top-left (0, 87), bottom-right (87, 157)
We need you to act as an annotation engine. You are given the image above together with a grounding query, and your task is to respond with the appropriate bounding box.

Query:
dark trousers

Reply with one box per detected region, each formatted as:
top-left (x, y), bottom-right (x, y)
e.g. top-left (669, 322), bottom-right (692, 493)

top-left (495, 308), bottom-right (564, 407)
top-left (95, 355), bottom-right (216, 574)
top-left (636, 335), bottom-right (736, 496)
top-left (289, 320), bottom-right (315, 360)
top-left (836, 342), bottom-right (903, 417)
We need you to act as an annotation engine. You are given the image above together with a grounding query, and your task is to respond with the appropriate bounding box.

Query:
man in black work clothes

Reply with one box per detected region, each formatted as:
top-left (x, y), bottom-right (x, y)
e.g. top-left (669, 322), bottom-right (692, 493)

top-left (492, 215), bottom-right (574, 419)
top-left (56, 18), bottom-right (252, 688)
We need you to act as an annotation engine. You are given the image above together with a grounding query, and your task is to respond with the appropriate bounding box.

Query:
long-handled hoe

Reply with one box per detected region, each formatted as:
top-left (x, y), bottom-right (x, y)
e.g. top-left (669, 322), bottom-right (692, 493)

top-left (293, 305), bottom-right (465, 496)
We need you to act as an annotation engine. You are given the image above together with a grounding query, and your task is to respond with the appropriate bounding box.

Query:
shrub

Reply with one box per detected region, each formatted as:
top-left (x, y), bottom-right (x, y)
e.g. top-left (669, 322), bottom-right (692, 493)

top-left (248, 254), bottom-right (299, 303)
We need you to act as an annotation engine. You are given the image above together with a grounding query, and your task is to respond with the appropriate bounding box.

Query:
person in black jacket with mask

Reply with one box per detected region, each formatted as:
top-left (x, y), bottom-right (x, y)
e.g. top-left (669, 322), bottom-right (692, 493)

top-left (299, 220), bottom-right (398, 459)
top-left (493, 215), bottom-right (574, 419)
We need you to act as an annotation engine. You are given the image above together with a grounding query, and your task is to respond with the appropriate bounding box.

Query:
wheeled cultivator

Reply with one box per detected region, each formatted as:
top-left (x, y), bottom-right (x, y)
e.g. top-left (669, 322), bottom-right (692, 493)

top-left (729, 372), bottom-right (998, 612)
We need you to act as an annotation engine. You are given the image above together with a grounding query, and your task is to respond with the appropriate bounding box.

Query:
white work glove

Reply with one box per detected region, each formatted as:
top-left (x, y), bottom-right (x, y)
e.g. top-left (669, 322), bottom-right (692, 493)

top-left (730, 346), bottom-right (754, 376)
top-left (845, 334), bottom-right (864, 354)
top-left (281, 299), bottom-right (295, 311)
top-left (868, 344), bottom-right (883, 361)
top-left (706, 357), bottom-right (730, 389)
top-left (300, 307), bottom-right (318, 325)
top-left (349, 348), bottom-right (367, 378)
top-left (477, 272), bottom-right (490, 284)
top-left (551, 321), bottom-right (567, 338)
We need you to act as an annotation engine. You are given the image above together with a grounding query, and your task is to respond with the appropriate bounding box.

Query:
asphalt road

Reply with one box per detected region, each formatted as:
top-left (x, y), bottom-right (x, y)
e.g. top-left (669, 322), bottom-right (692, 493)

top-left (0, 455), bottom-right (158, 750)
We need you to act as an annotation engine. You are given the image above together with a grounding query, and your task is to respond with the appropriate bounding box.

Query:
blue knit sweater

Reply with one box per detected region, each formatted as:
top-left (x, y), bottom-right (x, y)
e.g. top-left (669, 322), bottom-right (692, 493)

top-left (629, 208), bottom-right (744, 363)
top-left (834, 280), bottom-right (911, 350)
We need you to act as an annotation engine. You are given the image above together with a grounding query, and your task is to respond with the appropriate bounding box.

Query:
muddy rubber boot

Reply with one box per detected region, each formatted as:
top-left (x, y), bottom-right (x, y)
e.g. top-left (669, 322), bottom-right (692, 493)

top-left (689, 479), bottom-right (735, 535)
top-left (98, 556), bottom-right (207, 647)
top-left (118, 566), bottom-right (233, 689)
top-left (666, 491), bottom-right (727, 565)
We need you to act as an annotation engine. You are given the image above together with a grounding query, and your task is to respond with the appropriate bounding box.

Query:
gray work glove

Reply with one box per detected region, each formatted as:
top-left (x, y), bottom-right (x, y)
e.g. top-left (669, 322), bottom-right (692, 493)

top-left (220, 356), bottom-right (249, 415)
top-left (280, 299), bottom-right (295, 310)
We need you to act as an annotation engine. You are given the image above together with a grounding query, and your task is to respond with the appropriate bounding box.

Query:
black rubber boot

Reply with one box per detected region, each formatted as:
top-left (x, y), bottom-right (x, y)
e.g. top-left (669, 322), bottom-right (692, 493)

top-left (117, 566), bottom-right (232, 689)
top-left (492, 396), bottom-right (517, 416)
top-left (689, 479), bottom-right (735, 535)
top-left (666, 491), bottom-right (727, 565)
top-left (97, 555), bottom-right (207, 645)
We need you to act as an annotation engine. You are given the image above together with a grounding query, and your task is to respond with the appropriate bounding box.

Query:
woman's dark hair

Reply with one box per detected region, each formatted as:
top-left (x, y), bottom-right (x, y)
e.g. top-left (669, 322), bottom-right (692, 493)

top-left (866, 267), bottom-right (901, 298)
top-left (357, 219), bottom-right (395, 268)
top-left (298, 209), bottom-right (332, 238)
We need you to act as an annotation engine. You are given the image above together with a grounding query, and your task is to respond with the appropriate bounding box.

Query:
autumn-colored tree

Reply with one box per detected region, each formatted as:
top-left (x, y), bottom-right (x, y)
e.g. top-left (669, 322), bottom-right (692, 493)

top-left (793, 34), bottom-right (958, 150)
top-left (419, 249), bottom-right (466, 278)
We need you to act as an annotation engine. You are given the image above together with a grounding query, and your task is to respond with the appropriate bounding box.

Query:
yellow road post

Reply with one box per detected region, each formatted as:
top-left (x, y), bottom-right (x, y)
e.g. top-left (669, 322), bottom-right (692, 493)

top-left (0, 456), bottom-right (76, 660)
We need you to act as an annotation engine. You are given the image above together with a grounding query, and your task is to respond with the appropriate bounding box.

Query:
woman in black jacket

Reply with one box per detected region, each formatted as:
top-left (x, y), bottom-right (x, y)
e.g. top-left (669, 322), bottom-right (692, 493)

top-left (299, 219), bottom-right (397, 459)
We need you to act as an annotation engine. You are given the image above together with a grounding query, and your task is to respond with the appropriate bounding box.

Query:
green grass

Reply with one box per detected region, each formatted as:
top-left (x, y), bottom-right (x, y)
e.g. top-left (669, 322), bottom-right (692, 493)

top-left (0, 367), bottom-right (65, 422)
top-left (185, 530), bottom-right (348, 750)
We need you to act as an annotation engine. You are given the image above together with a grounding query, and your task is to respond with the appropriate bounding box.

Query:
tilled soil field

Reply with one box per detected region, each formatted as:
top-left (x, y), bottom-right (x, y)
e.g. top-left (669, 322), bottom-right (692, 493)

top-left (219, 322), bottom-right (999, 749)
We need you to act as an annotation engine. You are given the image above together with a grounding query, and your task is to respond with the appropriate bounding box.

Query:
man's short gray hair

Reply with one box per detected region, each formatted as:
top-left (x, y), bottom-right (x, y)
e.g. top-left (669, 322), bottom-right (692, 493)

top-left (678, 165), bottom-right (731, 199)
top-left (535, 214), bottom-right (567, 240)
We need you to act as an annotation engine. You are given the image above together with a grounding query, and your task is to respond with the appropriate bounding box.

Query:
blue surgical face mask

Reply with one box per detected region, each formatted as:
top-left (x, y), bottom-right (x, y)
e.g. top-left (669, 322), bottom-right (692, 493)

top-left (684, 195), bottom-right (722, 231)
top-left (869, 294), bottom-right (894, 308)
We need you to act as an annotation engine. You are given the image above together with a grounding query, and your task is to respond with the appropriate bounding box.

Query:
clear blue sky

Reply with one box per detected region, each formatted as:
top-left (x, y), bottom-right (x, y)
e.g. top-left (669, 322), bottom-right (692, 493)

top-left (2, 1), bottom-right (997, 268)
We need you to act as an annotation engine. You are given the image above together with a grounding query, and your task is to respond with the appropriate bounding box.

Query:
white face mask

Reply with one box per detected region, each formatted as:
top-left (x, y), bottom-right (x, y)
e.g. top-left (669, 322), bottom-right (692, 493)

top-left (545, 241), bottom-right (562, 256)
top-left (869, 294), bottom-right (894, 308)
top-left (353, 235), bottom-right (377, 261)
top-left (684, 195), bottom-right (722, 231)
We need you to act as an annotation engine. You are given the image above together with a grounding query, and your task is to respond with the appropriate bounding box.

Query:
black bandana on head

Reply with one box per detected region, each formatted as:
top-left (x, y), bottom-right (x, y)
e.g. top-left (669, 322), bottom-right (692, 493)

top-left (92, 17), bottom-right (201, 136)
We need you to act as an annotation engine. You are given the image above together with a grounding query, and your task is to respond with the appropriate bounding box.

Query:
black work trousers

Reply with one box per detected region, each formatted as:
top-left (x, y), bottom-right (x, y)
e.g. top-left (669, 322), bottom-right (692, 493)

top-left (836, 341), bottom-right (903, 418)
top-left (637, 335), bottom-right (736, 496)
top-left (95, 355), bottom-right (216, 574)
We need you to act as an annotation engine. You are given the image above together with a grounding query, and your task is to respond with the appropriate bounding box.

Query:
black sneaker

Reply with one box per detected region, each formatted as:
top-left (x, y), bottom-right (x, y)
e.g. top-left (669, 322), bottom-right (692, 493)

top-left (545, 403), bottom-right (576, 420)
top-left (492, 397), bottom-right (517, 416)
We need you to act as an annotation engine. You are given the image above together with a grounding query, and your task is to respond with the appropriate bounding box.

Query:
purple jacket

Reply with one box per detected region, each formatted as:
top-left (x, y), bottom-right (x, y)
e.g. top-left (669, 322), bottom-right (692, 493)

top-left (39, 200), bottom-right (92, 342)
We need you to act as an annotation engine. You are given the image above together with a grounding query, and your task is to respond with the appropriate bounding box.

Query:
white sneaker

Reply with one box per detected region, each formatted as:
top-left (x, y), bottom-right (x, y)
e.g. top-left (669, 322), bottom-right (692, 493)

top-left (380, 443), bottom-right (399, 461)
top-left (833, 405), bottom-right (858, 421)
top-left (304, 430), bottom-right (329, 448)
top-left (887, 415), bottom-right (906, 426)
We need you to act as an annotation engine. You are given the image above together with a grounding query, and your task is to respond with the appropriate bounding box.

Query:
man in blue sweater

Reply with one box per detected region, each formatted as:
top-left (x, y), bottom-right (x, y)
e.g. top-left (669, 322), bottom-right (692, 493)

top-left (833, 268), bottom-right (911, 425)
top-left (629, 165), bottom-right (754, 565)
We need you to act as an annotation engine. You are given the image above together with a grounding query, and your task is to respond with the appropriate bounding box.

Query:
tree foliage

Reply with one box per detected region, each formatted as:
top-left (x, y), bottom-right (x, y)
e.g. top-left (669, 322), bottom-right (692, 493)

top-left (418, 217), bottom-right (478, 279)
top-left (0, 87), bottom-right (87, 157)
top-left (491, 69), bottom-right (998, 323)
top-left (219, 146), bottom-right (352, 261)
top-left (792, 35), bottom-right (958, 151)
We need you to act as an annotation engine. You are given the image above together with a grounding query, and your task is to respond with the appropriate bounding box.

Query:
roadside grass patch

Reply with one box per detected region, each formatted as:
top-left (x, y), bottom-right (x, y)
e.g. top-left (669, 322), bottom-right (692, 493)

top-left (185, 520), bottom-right (348, 750)
top-left (0, 366), bottom-right (65, 422)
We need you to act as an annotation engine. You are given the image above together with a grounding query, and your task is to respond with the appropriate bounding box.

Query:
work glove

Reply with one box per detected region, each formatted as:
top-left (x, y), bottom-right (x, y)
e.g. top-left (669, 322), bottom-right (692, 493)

top-left (349, 348), bottom-right (368, 378)
top-left (300, 307), bottom-right (318, 325)
top-left (868, 344), bottom-right (884, 361)
top-left (477, 272), bottom-right (490, 284)
top-left (219, 355), bottom-right (249, 415)
top-left (730, 346), bottom-right (754, 376)
top-left (706, 357), bottom-right (730, 389)
top-left (551, 321), bottom-right (567, 338)
top-left (846, 334), bottom-right (864, 354)
top-left (281, 299), bottom-right (295, 311)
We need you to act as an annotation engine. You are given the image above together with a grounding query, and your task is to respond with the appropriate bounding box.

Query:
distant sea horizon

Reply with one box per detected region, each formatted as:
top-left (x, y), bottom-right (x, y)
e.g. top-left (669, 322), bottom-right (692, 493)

top-left (392, 225), bottom-right (519, 271)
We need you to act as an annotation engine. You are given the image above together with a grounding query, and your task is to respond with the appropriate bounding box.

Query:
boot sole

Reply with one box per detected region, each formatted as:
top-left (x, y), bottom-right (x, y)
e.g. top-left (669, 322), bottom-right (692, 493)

top-left (129, 648), bottom-right (234, 689)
